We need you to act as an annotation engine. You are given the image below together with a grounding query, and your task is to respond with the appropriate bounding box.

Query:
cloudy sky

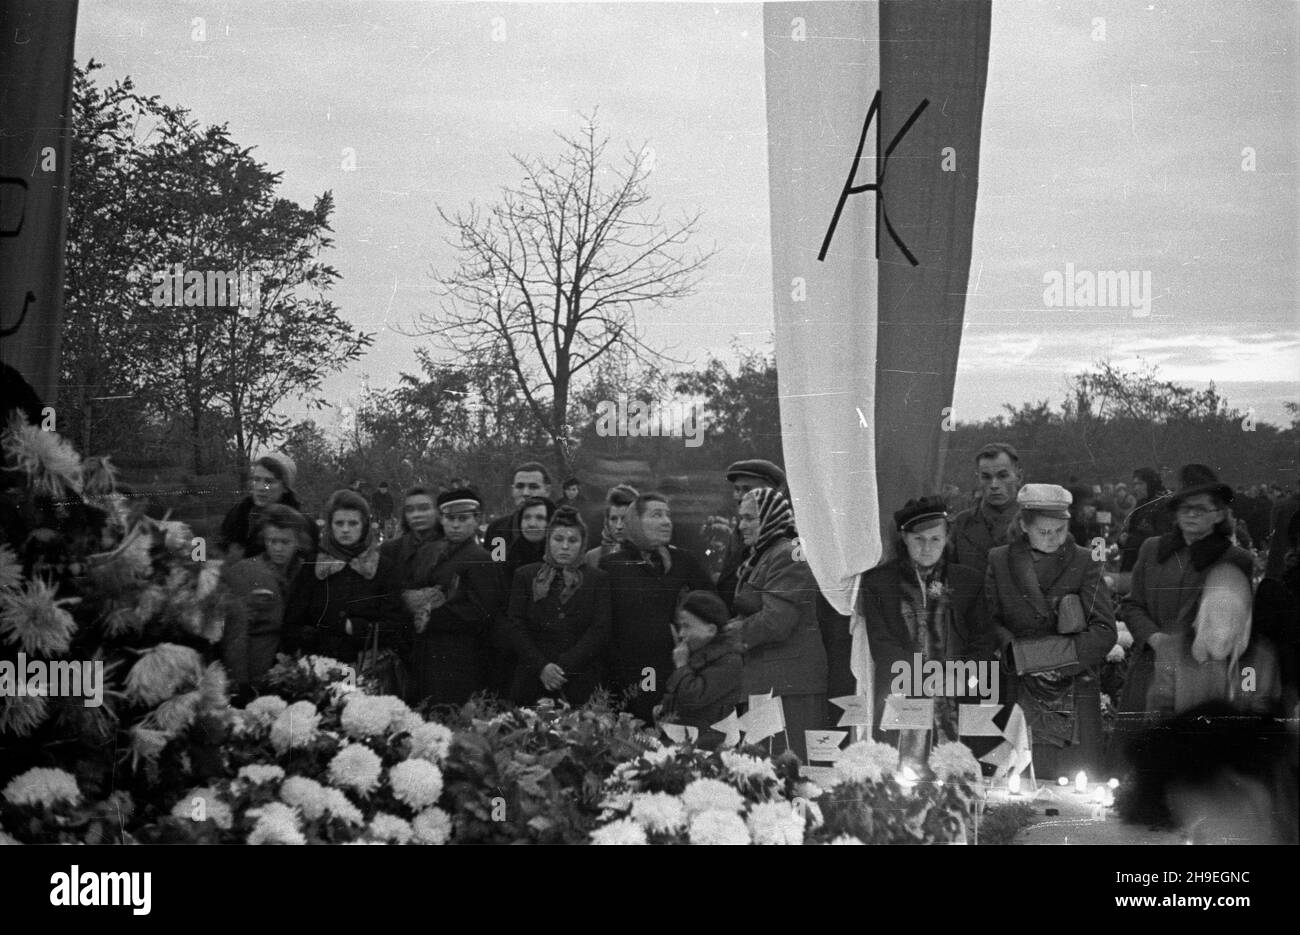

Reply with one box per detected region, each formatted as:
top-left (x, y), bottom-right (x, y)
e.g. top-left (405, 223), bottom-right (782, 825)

top-left (77, 0), bottom-right (1298, 428)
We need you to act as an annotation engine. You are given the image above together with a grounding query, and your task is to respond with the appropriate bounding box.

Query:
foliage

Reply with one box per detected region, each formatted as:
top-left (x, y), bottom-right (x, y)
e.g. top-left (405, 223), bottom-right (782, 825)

top-left (62, 61), bottom-right (371, 480)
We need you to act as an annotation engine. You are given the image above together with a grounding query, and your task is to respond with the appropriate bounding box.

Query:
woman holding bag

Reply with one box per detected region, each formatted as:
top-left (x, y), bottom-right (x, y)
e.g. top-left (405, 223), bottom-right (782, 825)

top-left (984, 484), bottom-right (1116, 779)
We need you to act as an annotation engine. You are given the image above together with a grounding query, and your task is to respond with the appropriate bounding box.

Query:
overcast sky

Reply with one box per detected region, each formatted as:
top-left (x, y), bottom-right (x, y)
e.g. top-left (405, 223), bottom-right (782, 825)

top-left (77, 0), bottom-right (1298, 430)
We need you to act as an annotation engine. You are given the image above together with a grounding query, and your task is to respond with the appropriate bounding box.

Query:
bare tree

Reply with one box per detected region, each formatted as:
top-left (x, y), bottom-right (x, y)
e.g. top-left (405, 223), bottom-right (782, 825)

top-left (414, 116), bottom-right (712, 471)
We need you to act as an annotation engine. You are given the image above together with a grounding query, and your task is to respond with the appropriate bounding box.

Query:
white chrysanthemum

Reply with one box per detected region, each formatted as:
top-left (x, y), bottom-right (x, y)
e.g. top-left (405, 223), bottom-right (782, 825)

top-left (321, 788), bottom-right (365, 826)
top-left (2, 417), bottom-right (83, 498)
top-left (0, 544), bottom-right (21, 590)
top-left (628, 792), bottom-right (687, 834)
top-left (746, 802), bottom-right (804, 846)
top-left (128, 724), bottom-right (170, 763)
top-left (928, 742), bottom-right (981, 782)
top-left (829, 834), bottom-right (866, 845)
top-left (170, 787), bottom-right (233, 830)
top-left (238, 764), bottom-right (286, 786)
top-left (298, 655), bottom-right (349, 681)
top-left (590, 818), bottom-right (648, 845)
top-left (2, 767), bottom-right (81, 808)
top-left (0, 831), bottom-right (20, 845)
top-left (328, 743), bottom-right (383, 795)
top-left (407, 722), bottom-right (454, 763)
top-left (124, 643), bottom-right (203, 706)
top-left (388, 759), bottom-right (444, 810)
top-left (243, 694), bottom-right (289, 727)
top-left (392, 710), bottom-right (425, 735)
top-left (680, 778), bottom-right (745, 816)
top-left (0, 578), bottom-right (79, 656)
top-left (368, 812), bottom-right (413, 844)
top-left (269, 701), bottom-right (321, 755)
top-left (280, 777), bottom-right (330, 820)
top-left (688, 809), bottom-right (750, 846)
top-left (151, 690), bottom-right (200, 733)
top-left (721, 751), bottom-right (778, 783)
top-left (0, 692), bottom-right (49, 738)
top-left (246, 802), bottom-right (305, 845)
top-left (135, 586), bottom-right (167, 623)
top-left (340, 694), bottom-right (409, 738)
top-left (158, 521), bottom-right (194, 554)
top-left (118, 529), bottom-right (155, 578)
top-left (412, 807), bottom-right (453, 845)
top-left (834, 741), bottom-right (899, 786)
top-left (195, 562), bottom-right (222, 601)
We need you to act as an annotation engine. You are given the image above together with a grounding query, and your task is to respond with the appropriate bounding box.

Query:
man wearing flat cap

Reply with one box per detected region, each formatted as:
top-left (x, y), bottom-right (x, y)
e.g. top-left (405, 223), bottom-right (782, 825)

top-left (858, 496), bottom-right (994, 753)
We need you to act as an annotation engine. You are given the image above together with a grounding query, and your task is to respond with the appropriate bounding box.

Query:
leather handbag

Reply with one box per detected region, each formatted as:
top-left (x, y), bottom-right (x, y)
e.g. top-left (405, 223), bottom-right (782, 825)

top-left (1011, 634), bottom-right (1079, 676)
top-left (1055, 593), bottom-right (1087, 634)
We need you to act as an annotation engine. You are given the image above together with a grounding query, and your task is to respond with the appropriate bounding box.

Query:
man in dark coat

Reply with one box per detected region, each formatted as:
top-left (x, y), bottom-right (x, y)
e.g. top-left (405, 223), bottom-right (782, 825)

top-left (1264, 478), bottom-right (1300, 581)
top-left (859, 497), bottom-right (993, 747)
top-left (601, 492), bottom-right (715, 725)
top-left (947, 442), bottom-right (1023, 580)
top-left (481, 461), bottom-right (551, 557)
top-left (407, 488), bottom-right (507, 706)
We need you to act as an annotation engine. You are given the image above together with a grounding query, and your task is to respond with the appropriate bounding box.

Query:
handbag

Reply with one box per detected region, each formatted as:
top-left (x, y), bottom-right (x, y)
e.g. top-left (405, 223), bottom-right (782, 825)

top-left (357, 621), bottom-right (409, 699)
top-left (1011, 634), bottom-right (1079, 676)
top-left (1055, 593), bottom-right (1087, 634)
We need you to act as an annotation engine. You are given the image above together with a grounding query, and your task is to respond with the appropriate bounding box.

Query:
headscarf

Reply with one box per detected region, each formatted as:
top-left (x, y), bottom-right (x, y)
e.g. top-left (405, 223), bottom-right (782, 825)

top-left (315, 489), bottom-right (380, 579)
top-left (624, 497), bottom-right (673, 575)
top-left (506, 496), bottom-right (555, 574)
top-left (533, 507), bottom-right (586, 604)
top-left (735, 487), bottom-right (795, 584)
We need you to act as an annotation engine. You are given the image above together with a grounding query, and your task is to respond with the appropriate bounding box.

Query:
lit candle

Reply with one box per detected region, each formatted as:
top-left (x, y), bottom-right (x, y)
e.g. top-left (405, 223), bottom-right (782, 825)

top-left (898, 765), bottom-right (918, 793)
top-left (1075, 770), bottom-right (1088, 794)
top-left (1008, 773), bottom-right (1022, 795)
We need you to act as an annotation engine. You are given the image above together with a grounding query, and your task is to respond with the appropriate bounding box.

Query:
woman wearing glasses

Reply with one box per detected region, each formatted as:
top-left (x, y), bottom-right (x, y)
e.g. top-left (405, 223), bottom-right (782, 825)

top-left (219, 452), bottom-right (308, 561)
top-left (1118, 464), bottom-right (1274, 715)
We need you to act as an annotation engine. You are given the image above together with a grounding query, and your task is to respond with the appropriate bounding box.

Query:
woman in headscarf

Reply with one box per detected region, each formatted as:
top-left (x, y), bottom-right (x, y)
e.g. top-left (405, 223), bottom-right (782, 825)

top-left (507, 506), bottom-right (611, 706)
top-left (583, 484), bottom-right (639, 571)
top-left (725, 487), bottom-right (828, 762)
top-left (219, 452), bottom-right (307, 561)
top-left (501, 496), bottom-right (556, 582)
top-left (1119, 465), bottom-right (1279, 717)
top-left (985, 484), bottom-right (1116, 779)
top-left (281, 489), bottom-right (409, 665)
top-left (858, 496), bottom-right (993, 758)
top-left (600, 492), bottom-right (715, 725)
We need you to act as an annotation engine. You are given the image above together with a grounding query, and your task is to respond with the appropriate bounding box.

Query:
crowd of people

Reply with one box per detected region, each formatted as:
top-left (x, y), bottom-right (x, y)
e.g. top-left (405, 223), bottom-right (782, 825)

top-left (213, 446), bottom-right (1300, 796)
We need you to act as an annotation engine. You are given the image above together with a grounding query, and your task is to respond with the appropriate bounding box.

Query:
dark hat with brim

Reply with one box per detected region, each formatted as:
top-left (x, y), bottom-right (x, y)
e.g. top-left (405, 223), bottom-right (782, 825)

top-left (894, 496), bottom-right (949, 532)
top-left (1166, 464), bottom-right (1233, 510)
top-left (725, 459), bottom-right (787, 488)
